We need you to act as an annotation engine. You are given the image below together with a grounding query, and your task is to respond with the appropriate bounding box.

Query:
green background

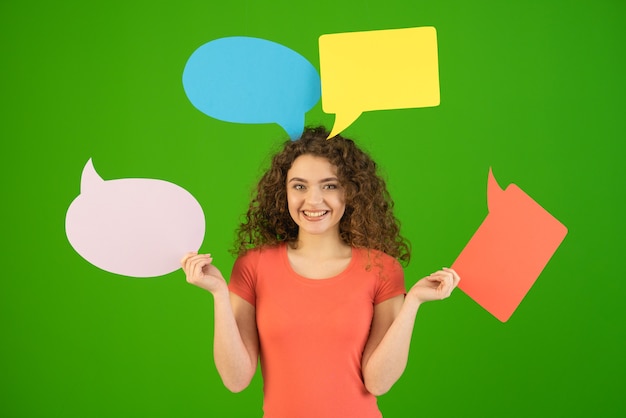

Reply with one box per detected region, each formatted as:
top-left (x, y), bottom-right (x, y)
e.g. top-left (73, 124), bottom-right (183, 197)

top-left (2, 0), bottom-right (625, 417)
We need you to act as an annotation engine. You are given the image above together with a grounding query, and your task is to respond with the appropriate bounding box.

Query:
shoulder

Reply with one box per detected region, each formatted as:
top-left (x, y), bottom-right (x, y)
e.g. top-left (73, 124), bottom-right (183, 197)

top-left (354, 247), bottom-right (403, 272)
top-left (235, 244), bottom-right (284, 268)
top-left (355, 248), bottom-right (405, 303)
top-left (230, 244), bottom-right (286, 296)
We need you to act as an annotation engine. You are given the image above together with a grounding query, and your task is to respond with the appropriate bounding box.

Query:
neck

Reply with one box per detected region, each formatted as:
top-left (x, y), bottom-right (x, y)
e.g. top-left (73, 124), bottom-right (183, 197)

top-left (292, 231), bottom-right (350, 259)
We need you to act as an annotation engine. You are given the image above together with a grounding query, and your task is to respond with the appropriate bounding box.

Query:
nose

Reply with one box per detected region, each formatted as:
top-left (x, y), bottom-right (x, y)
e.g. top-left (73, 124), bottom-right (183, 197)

top-left (306, 187), bottom-right (323, 204)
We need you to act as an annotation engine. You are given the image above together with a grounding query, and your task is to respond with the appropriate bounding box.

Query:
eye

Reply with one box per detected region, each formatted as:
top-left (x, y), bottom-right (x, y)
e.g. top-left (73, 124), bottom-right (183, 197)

top-left (293, 184), bottom-right (305, 190)
top-left (323, 183), bottom-right (338, 190)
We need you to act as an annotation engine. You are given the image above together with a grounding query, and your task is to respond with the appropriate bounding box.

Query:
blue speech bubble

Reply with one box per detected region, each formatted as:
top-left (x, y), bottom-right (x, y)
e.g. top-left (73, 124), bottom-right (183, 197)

top-left (182, 37), bottom-right (321, 140)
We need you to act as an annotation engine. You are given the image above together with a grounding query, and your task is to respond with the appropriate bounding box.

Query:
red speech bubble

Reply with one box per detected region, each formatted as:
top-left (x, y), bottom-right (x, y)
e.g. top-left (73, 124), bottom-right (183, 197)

top-left (451, 168), bottom-right (568, 322)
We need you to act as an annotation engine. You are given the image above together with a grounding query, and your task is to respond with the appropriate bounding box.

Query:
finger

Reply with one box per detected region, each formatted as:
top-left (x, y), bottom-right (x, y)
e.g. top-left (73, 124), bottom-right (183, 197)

top-left (188, 258), bottom-right (209, 283)
top-left (190, 255), bottom-right (212, 273)
top-left (425, 275), bottom-right (444, 292)
top-left (183, 253), bottom-right (211, 267)
top-left (182, 254), bottom-right (202, 274)
top-left (180, 251), bottom-right (198, 266)
top-left (426, 271), bottom-right (447, 281)
top-left (424, 274), bottom-right (449, 299)
top-left (432, 270), bottom-right (454, 298)
top-left (443, 267), bottom-right (461, 288)
top-left (439, 272), bottom-right (453, 298)
top-left (182, 253), bottom-right (211, 273)
top-left (185, 254), bottom-right (212, 278)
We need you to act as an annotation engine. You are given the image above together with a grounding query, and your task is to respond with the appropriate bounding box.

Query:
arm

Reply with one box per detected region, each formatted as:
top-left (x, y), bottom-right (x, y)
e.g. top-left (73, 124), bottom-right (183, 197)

top-left (212, 288), bottom-right (259, 392)
top-left (181, 253), bottom-right (259, 392)
top-left (361, 268), bottom-right (460, 396)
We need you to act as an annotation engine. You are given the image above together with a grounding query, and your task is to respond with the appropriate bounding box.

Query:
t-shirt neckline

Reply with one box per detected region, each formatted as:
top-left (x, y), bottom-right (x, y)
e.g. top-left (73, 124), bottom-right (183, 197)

top-left (280, 243), bottom-right (359, 284)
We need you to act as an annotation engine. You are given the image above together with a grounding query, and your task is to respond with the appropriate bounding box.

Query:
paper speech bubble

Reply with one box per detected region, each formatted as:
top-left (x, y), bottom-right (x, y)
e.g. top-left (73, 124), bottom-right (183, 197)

top-left (451, 168), bottom-right (568, 322)
top-left (182, 36), bottom-right (321, 140)
top-left (319, 27), bottom-right (440, 138)
top-left (65, 159), bottom-right (206, 278)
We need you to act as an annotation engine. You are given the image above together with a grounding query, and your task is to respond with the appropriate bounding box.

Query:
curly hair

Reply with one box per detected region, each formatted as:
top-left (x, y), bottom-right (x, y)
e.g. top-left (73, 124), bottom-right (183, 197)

top-left (233, 126), bottom-right (411, 265)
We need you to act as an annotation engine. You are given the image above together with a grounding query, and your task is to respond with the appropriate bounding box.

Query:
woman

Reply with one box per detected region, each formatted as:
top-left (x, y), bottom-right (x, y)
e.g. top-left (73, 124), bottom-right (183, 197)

top-left (181, 126), bottom-right (460, 417)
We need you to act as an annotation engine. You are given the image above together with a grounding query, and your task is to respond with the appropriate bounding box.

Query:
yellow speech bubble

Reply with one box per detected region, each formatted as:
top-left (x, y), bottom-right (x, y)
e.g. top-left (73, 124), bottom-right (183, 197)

top-left (319, 27), bottom-right (440, 138)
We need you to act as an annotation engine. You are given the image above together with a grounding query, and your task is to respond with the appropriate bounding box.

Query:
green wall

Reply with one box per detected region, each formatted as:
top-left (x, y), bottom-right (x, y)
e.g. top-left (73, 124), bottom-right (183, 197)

top-left (2, 0), bottom-right (624, 416)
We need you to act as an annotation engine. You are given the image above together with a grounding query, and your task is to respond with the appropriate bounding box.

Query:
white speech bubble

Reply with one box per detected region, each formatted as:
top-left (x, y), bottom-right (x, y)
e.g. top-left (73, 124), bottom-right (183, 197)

top-left (65, 159), bottom-right (206, 278)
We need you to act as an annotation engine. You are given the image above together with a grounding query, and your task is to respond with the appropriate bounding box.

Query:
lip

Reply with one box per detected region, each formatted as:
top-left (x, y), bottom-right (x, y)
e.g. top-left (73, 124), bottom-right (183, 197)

top-left (302, 210), bottom-right (329, 220)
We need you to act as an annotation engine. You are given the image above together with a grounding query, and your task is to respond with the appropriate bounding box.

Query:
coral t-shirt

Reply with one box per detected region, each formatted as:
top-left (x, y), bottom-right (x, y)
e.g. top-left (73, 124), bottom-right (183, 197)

top-left (228, 244), bottom-right (406, 418)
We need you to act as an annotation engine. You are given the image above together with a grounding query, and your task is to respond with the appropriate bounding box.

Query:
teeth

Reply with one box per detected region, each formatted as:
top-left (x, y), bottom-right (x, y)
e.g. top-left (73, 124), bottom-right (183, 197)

top-left (304, 210), bottom-right (327, 217)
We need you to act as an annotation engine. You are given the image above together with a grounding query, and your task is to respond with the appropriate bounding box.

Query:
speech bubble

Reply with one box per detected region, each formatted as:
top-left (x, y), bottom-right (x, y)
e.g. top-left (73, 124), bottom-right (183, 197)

top-left (65, 159), bottom-right (206, 278)
top-left (451, 168), bottom-right (568, 322)
top-left (319, 27), bottom-right (440, 138)
top-left (182, 36), bottom-right (321, 140)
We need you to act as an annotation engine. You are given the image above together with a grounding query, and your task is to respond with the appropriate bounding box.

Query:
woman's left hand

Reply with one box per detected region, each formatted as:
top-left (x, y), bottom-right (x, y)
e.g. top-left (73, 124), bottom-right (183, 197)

top-left (407, 267), bottom-right (461, 304)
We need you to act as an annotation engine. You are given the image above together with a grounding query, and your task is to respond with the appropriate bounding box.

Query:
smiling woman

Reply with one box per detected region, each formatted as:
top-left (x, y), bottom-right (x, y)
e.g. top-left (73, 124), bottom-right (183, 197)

top-left (286, 154), bottom-right (346, 239)
top-left (180, 126), bottom-right (461, 418)
top-left (233, 126), bottom-right (412, 261)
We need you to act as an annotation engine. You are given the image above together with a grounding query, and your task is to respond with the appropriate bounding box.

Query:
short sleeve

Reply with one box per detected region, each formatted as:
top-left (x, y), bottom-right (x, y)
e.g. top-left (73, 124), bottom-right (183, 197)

top-left (228, 249), bottom-right (260, 307)
top-left (374, 255), bottom-right (406, 305)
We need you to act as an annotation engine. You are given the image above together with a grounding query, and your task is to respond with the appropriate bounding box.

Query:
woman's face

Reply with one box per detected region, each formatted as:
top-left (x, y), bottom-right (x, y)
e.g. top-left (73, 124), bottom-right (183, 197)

top-left (286, 154), bottom-right (346, 239)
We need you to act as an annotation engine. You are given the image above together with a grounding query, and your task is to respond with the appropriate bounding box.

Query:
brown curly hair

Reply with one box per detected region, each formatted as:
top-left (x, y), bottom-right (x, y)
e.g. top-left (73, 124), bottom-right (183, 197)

top-left (233, 126), bottom-right (411, 265)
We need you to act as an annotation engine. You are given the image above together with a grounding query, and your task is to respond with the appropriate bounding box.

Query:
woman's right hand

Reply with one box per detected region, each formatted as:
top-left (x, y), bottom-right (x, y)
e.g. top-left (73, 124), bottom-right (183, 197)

top-left (181, 252), bottom-right (227, 294)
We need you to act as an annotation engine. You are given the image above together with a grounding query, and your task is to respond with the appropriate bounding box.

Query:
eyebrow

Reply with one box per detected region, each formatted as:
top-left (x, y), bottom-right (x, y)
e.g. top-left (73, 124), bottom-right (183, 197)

top-left (288, 177), bottom-right (339, 183)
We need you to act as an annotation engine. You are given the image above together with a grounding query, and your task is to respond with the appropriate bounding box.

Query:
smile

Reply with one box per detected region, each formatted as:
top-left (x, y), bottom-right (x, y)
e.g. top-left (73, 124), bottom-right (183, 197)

top-left (303, 210), bottom-right (328, 218)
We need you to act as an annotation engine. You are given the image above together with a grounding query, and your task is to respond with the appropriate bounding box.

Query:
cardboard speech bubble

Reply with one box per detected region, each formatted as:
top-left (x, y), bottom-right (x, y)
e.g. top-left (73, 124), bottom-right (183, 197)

top-left (65, 159), bottom-right (206, 278)
top-left (183, 36), bottom-right (321, 140)
top-left (452, 168), bottom-right (568, 322)
top-left (319, 27), bottom-right (440, 138)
